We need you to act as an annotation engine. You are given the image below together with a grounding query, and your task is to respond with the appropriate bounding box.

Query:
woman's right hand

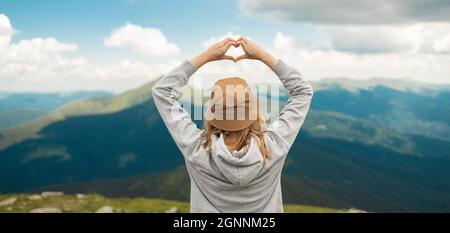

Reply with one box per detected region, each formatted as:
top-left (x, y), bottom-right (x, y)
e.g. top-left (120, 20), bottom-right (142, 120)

top-left (235, 37), bottom-right (278, 68)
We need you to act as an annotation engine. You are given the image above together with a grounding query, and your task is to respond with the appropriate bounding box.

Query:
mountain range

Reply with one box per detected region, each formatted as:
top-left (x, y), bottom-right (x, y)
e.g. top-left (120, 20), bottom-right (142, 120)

top-left (0, 77), bottom-right (449, 212)
top-left (0, 91), bottom-right (111, 130)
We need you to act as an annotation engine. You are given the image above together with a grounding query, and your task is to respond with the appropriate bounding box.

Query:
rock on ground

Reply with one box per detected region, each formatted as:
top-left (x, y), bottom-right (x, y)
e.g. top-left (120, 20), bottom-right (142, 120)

top-left (41, 191), bottom-right (64, 198)
top-left (27, 194), bottom-right (43, 201)
top-left (165, 207), bottom-right (178, 213)
top-left (347, 208), bottom-right (368, 213)
top-left (0, 197), bottom-right (17, 207)
top-left (95, 206), bottom-right (114, 213)
top-left (30, 207), bottom-right (62, 213)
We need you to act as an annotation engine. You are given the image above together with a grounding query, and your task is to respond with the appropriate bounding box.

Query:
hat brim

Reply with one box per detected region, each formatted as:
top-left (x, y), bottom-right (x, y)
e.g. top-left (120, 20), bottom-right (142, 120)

top-left (204, 103), bottom-right (256, 132)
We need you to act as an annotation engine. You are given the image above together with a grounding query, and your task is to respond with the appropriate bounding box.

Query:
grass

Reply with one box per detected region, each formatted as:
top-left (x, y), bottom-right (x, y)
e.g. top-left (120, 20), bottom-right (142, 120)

top-left (284, 204), bottom-right (345, 213)
top-left (0, 193), bottom-right (348, 213)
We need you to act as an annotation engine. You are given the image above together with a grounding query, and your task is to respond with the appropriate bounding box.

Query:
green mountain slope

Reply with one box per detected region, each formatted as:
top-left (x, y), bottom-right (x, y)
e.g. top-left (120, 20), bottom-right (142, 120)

top-left (311, 85), bottom-right (450, 141)
top-left (0, 91), bottom-right (111, 113)
top-left (33, 131), bottom-right (450, 213)
top-left (0, 108), bottom-right (49, 129)
top-left (0, 78), bottom-right (159, 150)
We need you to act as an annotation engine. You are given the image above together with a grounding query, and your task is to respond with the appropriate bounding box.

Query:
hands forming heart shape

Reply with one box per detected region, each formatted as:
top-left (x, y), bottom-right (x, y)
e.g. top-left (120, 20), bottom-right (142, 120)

top-left (204, 37), bottom-right (265, 63)
top-left (191, 36), bottom-right (278, 69)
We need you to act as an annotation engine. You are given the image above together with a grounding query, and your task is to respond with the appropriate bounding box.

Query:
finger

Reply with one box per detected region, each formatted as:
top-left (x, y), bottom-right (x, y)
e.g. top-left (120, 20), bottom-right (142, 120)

top-left (221, 37), bottom-right (233, 45)
top-left (238, 37), bottom-right (251, 44)
top-left (237, 39), bottom-right (248, 45)
top-left (233, 39), bottom-right (239, 47)
top-left (220, 55), bottom-right (236, 61)
top-left (224, 40), bottom-right (237, 49)
top-left (235, 54), bottom-right (249, 62)
top-left (237, 40), bottom-right (248, 49)
top-left (227, 40), bottom-right (237, 46)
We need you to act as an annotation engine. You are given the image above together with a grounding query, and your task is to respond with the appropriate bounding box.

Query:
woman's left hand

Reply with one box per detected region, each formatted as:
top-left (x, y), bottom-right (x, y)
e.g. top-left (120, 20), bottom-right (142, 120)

top-left (191, 38), bottom-right (237, 68)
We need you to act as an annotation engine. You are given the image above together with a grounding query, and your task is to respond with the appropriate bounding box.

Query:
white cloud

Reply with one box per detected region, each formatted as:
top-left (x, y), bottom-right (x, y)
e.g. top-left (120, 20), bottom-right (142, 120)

top-left (0, 14), bottom-right (14, 52)
top-left (189, 32), bottom-right (450, 88)
top-left (0, 36), bottom-right (81, 85)
top-left (104, 23), bottom-right (180, 57)
top-left (324, 25), bottom-right (422, 53)
top-left (238, 0), bottom-right (450, 54)
top-left (239, 0), bottom-right (450, 25)
top-left (322, 23), bottom-right (450, 54)
top-left (273, 32), bottom-right (315, 52)
top-left (433, 35), bottom-right (450, 53)
top-left (5, 38), bottom-right (78, 61)
top-left (270, 33), bottom-right (450, 83)
top-left (0, 15), bottom-right (179, 92)
top-left (418, 23), bottom-right (450, 53)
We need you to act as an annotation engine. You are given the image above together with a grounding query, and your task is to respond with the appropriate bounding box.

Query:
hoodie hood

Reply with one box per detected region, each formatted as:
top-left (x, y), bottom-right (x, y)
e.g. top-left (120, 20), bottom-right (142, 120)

top-left (210, 134), bottom-right (264, 186)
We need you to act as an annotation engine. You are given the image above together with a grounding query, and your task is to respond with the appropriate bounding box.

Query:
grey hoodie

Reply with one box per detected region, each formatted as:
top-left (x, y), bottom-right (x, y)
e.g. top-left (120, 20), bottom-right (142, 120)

top-left (152, 59), bottom-right (313, 213)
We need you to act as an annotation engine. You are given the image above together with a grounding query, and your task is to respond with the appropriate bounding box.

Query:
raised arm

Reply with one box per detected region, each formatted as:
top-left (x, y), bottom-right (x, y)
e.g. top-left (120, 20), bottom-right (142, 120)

top-left (268, 59), bottom-right (313, 150)
top-left (236, 37), bottom-right (314, 151)
top-left (152, 38), bottom-right (238, 158)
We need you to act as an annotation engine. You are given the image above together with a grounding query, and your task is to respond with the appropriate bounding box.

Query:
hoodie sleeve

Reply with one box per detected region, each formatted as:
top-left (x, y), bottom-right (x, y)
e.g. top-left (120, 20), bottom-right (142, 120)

top-left (151, 60), bottom-right (203, 158)
top-left (267, 59), bottom-right (314, 152)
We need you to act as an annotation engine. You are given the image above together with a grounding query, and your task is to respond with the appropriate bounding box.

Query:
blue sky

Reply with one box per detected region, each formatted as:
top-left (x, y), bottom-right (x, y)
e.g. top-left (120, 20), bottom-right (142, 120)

top-left (1, 0), bottom-right (315, 62)
top-left (1, 0), bottom-right (450, 92)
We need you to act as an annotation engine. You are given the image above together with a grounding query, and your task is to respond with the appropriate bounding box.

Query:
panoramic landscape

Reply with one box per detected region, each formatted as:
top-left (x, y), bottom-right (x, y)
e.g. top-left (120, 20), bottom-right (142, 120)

top-left (1, 78), bottom-right (449, 212)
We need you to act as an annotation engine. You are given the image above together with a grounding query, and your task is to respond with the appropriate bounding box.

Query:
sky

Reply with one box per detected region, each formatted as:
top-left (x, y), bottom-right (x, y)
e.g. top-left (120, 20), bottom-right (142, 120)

top-left (1, 0), bottom-right (450, 92)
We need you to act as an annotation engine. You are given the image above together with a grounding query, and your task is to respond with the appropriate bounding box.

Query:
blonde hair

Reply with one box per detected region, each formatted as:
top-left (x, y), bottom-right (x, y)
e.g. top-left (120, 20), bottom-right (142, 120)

top-left (202, 112), bottom-right (271, 161)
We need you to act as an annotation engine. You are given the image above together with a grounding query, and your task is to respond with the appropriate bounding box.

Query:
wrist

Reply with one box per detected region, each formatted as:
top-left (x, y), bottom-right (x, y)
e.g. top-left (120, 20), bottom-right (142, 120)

top-left (191, 52), bottom-right (210, 69)
top-left (259, 51), bottom-right (278, 69)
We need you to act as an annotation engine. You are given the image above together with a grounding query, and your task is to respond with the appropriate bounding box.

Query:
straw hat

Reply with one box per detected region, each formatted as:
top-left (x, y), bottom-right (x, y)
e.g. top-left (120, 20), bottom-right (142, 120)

top-left (204, 77), bottom-right (259, 131)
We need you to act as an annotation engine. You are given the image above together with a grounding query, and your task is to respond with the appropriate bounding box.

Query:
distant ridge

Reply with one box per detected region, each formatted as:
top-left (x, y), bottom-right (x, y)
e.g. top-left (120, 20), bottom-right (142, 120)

top-left (310, 77), bottom-right (449, 94)
top-left (184, 77), bottom-right (449, 97)
top-left (0, 77), bottom-right (161, 150)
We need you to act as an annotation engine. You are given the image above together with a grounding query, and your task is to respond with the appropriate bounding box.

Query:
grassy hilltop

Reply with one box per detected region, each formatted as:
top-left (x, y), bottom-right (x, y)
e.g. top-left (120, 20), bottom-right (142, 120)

top-left (0, 193), bottom-right (353, 213)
